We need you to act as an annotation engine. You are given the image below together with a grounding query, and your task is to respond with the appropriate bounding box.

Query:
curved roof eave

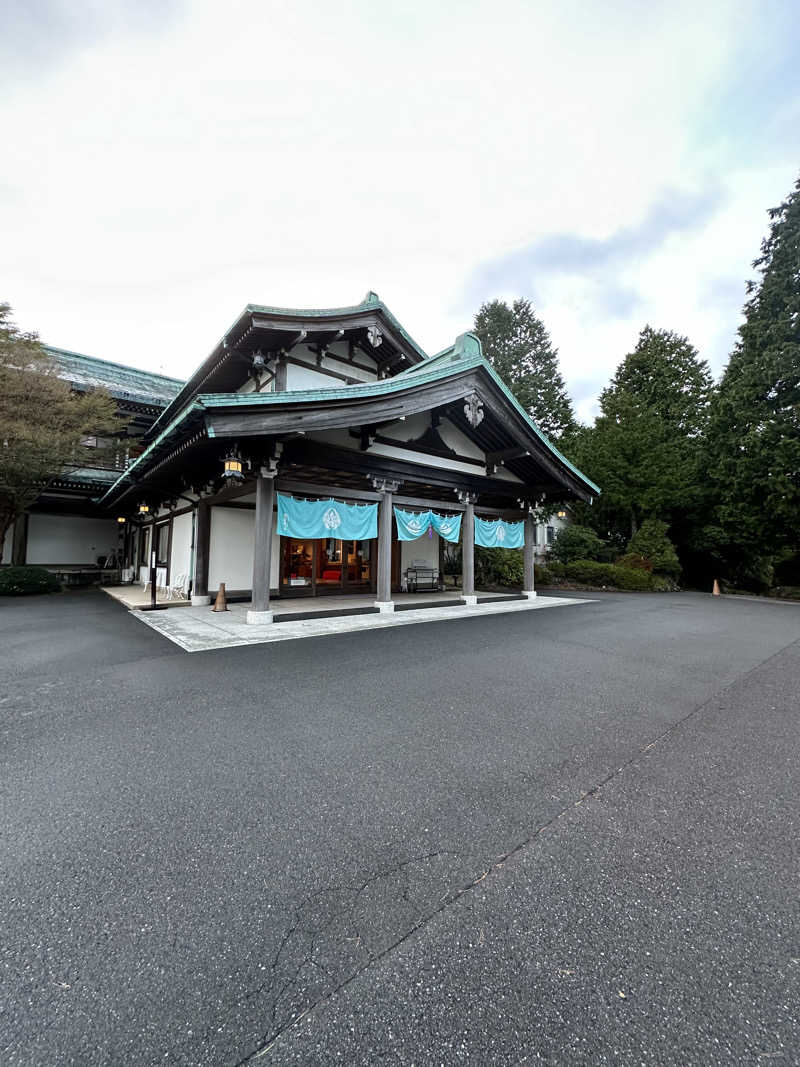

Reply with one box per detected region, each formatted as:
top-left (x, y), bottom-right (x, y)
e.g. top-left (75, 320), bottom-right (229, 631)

top-left (101, 347), bottom-right (599, 506)
top-left (146, 291), bottom-right (428, 442)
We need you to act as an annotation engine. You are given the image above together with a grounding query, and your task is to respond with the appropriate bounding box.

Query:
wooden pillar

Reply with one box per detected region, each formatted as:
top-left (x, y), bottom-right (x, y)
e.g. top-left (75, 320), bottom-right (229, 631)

top-left (523, 510), bottom-right (536, 598)
top-left (274, 356), bottom-right (287, 392)
top-left (459, 491), bottom-right (477, 604)
top-left (12, 514), bottom-right (29, 565)
top-left (192, 501), bottom-right (211, 605)
top-left (372, 477), bottom-right (400, 611)
top-left (247, 470), bottom-right (276, 624)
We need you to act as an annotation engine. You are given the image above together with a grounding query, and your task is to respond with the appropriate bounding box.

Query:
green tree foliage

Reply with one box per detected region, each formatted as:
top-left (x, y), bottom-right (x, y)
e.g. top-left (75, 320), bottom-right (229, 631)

top-left (569, 326), bottom-right (713, 549)
top-left (705, 175), bottom-right (800, 587)
top-left (473, 298), bottom-right (575, 439)
top-left (550, 523), bottom-right (605, 563)
top-left (627, 518), bottom-right (681, 579)
top-left (0, 303), bottom-right (118, 561)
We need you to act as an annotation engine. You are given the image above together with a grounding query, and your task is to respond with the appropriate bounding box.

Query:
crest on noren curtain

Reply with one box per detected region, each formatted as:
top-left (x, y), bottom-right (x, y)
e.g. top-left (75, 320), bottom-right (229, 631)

top-left (323, 507), bottom-right (342, 531)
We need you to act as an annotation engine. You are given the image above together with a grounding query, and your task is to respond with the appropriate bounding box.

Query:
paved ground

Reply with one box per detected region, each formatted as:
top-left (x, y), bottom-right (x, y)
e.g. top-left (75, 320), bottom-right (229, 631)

top-left (123, 589), bottom-right (587, 652)
top-left (1, 589), bottom-right (798, 1065)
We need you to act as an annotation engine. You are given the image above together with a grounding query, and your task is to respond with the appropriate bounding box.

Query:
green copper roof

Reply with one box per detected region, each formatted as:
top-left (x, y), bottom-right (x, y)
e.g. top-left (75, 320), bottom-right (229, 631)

top-left (99, 337), bottom-right (599, 503)
top-left (243, 290), bottom-right (428, 362)
top-left (45, 345), bottom-right (184, 407)
top-left (52, 467), bottom-right (121, 487)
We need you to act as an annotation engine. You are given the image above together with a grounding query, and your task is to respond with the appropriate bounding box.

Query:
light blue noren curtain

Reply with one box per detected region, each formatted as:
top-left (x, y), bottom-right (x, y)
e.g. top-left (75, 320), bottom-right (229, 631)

top-left (474, 516), bottom-right (525, 549)
top-left (277, 494), bottom-right (378, 540)
top-left (431, 511), bottom-right (462, 544)
top-left (393, 507), bottom-right (462, 544)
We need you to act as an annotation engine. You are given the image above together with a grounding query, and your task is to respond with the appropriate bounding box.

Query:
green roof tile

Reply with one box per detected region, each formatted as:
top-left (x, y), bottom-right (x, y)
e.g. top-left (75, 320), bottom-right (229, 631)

top-left (45, 345), bottom-right (184, 407)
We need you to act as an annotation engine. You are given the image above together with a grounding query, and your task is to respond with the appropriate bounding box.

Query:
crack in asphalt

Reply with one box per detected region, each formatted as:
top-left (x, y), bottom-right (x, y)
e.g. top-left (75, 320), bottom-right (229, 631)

top-left (229, 631), bottom-right (800, 1065)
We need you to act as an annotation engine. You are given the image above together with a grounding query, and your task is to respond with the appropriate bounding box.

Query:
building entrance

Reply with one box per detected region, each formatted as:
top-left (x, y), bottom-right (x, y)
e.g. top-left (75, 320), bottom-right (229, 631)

top-left (280, 538), bottom-right (374, 596)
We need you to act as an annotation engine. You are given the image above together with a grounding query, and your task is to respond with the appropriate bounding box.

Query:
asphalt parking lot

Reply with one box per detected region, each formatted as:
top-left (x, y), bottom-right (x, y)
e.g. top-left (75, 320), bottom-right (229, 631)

top-left (1, 589), bottom-right (798, 1065)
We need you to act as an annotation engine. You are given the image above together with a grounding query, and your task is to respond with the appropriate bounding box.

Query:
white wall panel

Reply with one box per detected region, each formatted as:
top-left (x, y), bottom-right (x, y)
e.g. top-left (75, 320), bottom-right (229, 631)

top-left (26, 514), bottom-right (119, 565)
top-left (401, 532), bottom-right (439, 570)
top-left (170, 512), bottom-right (193, 585)
top-left (209, 507), bottom-right (255, 591)
top-left (286, 363), bottom-right (337, 390)
top-left (208, 507), bottom-right (280, 591)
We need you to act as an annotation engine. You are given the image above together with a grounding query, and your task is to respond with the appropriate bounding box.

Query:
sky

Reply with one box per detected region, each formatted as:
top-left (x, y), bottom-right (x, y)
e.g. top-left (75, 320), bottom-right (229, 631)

top-left (2, 0), bottom-right (798, 422)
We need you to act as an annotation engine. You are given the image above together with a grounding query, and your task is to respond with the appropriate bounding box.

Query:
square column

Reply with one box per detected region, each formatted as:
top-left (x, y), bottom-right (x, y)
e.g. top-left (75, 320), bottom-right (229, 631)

top-left (191, 500), bottom-right (211, 605)
top-left (522, 509), bottom-right (537, 598)
top-left (247, 468), bottom-right (277, 624)
top-left (372, 476), bottom-right (401, 612)
top-left (458, 491), bottom-right (478, 606)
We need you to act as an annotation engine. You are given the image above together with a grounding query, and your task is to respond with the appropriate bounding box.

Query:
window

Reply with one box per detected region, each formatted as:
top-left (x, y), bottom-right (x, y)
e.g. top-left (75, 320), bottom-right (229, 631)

top-left (156, 523), bottom-right (170, 565)
top-left (546, 526), bottom-right (555, 545)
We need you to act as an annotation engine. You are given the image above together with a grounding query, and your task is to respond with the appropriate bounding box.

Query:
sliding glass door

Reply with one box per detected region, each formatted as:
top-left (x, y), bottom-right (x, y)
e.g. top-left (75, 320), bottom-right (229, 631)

top-left (280, 538), bottom-right (374, 595)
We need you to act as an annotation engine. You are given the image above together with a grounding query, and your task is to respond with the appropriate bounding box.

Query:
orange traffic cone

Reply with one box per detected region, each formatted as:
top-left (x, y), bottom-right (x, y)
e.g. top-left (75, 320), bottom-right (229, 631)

top-left (212, 582), bottom-right (229, 611)
top-left (712, 579), bottom-right (720, 597)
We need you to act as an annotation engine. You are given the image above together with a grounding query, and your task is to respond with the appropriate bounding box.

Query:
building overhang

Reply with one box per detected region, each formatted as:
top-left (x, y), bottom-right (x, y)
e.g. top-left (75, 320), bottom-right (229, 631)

top-left (145, 292), bottom-right (428, 443)
top-left (98, 348), bottom-right (598, 510)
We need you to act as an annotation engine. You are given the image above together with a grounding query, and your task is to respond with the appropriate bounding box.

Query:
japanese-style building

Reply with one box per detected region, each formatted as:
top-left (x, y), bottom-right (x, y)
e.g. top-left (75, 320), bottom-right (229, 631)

top-left (6, 292), bottom-right (598, 620)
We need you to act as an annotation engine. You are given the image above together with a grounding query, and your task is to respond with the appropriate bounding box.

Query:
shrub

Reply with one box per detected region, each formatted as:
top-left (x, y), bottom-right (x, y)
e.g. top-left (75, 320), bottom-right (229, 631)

top-left (546, 561), bottom-right (567, 578)
top-left (564, 559), bottom-right (660, 591)
top-left (0, 565), bottom-right (61, 596)
top-left (534, 564), bottom-right (556, 586)
top-left (627, 520), bottom-right (681, 579)
top-left (550, 524), bottom-right (606, 564)
top-left (475, 547), bottom-right (523, 588)
top-left (616, 552), bottom-right (653, 572)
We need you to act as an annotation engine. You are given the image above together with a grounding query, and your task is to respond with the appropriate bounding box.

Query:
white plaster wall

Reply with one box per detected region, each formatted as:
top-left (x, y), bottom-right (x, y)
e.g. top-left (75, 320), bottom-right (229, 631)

top-left (366, 441), bottom-right (485, 477)
top-left (26, 514), bottom-right (119, 565)
top-left (436, 417), bottom-right (486, 461)
top-left (209, 507), bottom-right (254, 591)
top-left (208, 507), bottom-right (280, 591)
top-left (286, 363), bottom-right (337, 391)
top-left (401, 531), bottom-right (440, 570)
top-left (170, 512), bottom-right (193, 585)
top-left (2, 521), bottom-right (14, 564)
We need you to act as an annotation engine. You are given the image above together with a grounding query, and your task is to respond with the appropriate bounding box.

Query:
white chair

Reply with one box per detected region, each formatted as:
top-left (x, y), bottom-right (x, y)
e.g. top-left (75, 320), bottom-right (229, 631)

top-left (167, 572), bottom-right (188, 600)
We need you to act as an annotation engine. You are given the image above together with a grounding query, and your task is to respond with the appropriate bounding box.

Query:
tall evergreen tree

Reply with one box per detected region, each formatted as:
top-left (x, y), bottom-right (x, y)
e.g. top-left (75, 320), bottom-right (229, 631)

top-left (473, 298), bottom-right (575, 439)
top-left (570, 326), bottom-right (712, 545)
top-left (706, 175), bottom-right (800, 586)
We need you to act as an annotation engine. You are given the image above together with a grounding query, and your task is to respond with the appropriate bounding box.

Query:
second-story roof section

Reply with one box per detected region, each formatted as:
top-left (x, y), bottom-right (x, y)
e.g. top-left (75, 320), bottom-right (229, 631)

top-left (46, 345), bottom-right (184, 408)
top-left (145, 291), bottom-right (428, 442)
top-left (98, 331), bottom-right (599, 508)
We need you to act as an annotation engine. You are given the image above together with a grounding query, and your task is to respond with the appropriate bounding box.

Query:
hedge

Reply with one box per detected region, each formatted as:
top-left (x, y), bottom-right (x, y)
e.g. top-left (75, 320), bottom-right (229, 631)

top-left (0, 566), bottom-right (61, 596)
top-left (565, 559), bottom-right (661, 591)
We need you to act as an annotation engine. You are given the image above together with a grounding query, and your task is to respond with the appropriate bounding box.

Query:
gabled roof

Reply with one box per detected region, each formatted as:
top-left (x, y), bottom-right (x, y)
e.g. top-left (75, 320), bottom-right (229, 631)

top-left (145, 291), bottom-right (427, 442)
top-left (98, 331), bottom-right (599, 505)
top-left (45, 345), bottom-right (184, 407)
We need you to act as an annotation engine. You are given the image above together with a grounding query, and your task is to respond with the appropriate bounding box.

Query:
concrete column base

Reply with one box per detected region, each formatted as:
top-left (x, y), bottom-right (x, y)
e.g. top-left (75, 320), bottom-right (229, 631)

top-left (191, 594), bottom-right (211, 606)
top-left (374, 601), bottom-right (395, 613)
top-left (521, 590), bottom-right (537, 599)
top-left (246, 609), bottom-right (274, 625)
top-left (463, 595), bottom-right (479, 606)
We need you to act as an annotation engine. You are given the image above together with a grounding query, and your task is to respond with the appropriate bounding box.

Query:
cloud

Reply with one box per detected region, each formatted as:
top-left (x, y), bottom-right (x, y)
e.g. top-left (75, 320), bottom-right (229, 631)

top-left (461, 187), bottom-right (724, 319)
top-left (1, 0), bottom-right (183, 83)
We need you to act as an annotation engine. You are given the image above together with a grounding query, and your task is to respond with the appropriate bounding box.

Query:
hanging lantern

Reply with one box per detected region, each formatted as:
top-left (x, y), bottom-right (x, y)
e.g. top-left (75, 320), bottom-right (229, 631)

top-left (222, 448), bottom-right (244, 481)
top-left (138, 503), bottom-right (149, 515)
top-left (557, 510), bottom-right (567, 519)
